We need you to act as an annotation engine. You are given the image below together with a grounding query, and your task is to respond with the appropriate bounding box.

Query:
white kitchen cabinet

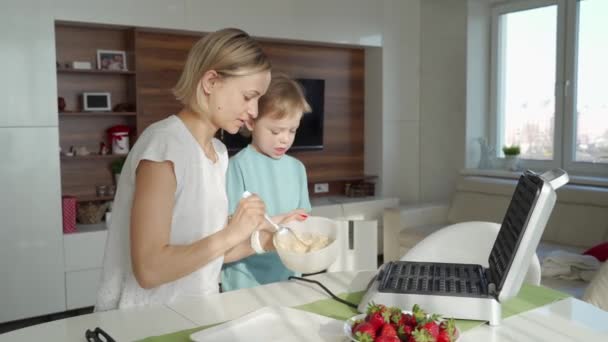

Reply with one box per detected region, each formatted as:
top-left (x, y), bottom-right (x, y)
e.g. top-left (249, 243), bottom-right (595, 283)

top-left (62, 224), bottom-right (108, 309)
top-left (310, 203), bottom-right (343, 218)
top-left (312, 196), bottom-right (399, 254)
top-left (63, 225), bottom-right (108, 272)
top-left (0, 127), bottom-right (65, 323)
top-left (328, 220), bottom-right (379, 272)
top-left (65, 268), bottom-right (102, 310)
top-left (0, 0), bottom-right (57, 127)
top-left (59, 197), bottom-right (399, 309)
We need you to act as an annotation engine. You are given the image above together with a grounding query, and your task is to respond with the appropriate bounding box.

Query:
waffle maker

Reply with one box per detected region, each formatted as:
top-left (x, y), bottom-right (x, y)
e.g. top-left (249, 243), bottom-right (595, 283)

top-left (359, 169), bottom-right (569, 325)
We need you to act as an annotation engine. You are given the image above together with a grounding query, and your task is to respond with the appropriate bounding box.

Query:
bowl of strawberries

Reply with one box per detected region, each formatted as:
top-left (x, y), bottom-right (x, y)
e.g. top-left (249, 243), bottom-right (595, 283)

top-left (344, 303), bottom-right (460, 342)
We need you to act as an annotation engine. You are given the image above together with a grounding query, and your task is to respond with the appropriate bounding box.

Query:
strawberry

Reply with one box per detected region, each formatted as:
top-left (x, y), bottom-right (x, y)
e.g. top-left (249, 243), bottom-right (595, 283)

top-left (379, 323), bottom-right (398, 338)
top-left (367, 311), bottom-right (388, 330)
top-left (421, 321), bottom-right (440, 338)
top-left (366, 302), bottom-right (388, 315)
top-left (390, 309), bottom-right (406, 327)
top-left (411, 328), bottom-right (435, 342)
top-left (439, 319), bottom-right (455, 332)
top-left (403, 313), bottom-right (417, 327)
top-left (376, 336), bottom-right (401, 342)
top-left (397, 324), bottom-right (413, 340)
top-left (351, 318), bottom-right (365, 334)
top-left (353, 322), bottom-right (376, 342)
top-left (412, 304), bottom-right (427, 325)
top-left (438, 318), bottom-right (457, 342)
top-left (437, 331), bottom-right (451, 342)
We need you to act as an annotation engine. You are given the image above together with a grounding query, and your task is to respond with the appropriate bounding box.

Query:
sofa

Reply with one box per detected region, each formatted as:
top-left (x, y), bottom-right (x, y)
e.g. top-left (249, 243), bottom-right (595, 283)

top-left (383, 175), bottom-right (608, 298)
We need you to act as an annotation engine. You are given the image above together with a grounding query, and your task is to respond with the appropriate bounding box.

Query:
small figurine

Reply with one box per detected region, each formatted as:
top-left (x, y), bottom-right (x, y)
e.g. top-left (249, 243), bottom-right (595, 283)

top-left (99, 142), bottom-right (109, 155)
top-left (58, 97), bottom-right (66, 112)
top-left (75, 146), bottom-right (91, 156)
top-left (65, 145), bottom-right (75, 157)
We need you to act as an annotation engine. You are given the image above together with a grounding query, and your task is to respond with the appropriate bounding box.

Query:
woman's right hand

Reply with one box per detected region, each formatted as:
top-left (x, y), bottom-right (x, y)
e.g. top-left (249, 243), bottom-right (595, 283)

top-left (227, 194), bottom-right (266, 241)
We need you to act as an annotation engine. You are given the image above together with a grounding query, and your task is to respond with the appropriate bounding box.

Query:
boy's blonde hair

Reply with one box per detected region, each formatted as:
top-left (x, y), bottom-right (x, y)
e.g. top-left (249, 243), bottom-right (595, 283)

top-left (257, 73), bottom-right (312, 120)
top-left (173, 28), bottom-right (271, 115)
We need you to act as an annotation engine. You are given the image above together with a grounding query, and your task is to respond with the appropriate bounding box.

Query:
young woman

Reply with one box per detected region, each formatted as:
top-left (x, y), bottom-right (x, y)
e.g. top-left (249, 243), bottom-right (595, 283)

top-left (95, 28), bottom-right (302, 311)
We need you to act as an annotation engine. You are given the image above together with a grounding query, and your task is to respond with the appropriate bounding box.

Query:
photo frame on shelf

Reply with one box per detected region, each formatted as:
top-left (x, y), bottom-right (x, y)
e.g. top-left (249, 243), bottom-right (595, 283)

top-left (97, 49), bottom-right (127, 71)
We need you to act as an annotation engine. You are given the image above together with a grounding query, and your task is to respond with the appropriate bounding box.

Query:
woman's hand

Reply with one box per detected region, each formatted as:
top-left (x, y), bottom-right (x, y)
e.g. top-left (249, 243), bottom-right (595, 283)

top-left (227, 194), bottom-right (267, 241)
top-left (258, 210), bottom-right (308, 251)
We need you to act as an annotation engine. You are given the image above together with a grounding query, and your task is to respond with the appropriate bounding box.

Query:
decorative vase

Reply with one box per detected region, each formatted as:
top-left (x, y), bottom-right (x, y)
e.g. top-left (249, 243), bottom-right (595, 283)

top-left (505, 155), bottom-right (520, 171)
top-left (477, 138), bottom-right (495, 169)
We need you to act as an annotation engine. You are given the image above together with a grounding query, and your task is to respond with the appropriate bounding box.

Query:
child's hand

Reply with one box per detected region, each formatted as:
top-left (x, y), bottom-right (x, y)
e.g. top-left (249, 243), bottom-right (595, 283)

top-left (228, 194), bottom-right (266, 240)
top-left (273, 209), bottom-right (309, 225)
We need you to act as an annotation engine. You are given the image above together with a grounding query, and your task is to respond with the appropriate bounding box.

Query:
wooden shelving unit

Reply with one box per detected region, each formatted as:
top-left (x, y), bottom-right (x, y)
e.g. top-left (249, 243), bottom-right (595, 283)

top-left (60, 154), bottom-right (126, 161)
top-left (57, 68), bottom-right (135, 75)
top-left (309, 175), bottom-right (378, 183)
top-left (59, 111), bottom-right (136, 117)
top-left (55, 22), bottom-right (136, 208)
top-left (75, 194), bottom-right (115, 202)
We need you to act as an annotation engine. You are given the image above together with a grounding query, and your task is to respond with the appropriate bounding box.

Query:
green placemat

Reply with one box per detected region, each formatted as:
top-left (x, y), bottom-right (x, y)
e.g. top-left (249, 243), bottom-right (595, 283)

top-left (138, 284), bottom-right (569, 342)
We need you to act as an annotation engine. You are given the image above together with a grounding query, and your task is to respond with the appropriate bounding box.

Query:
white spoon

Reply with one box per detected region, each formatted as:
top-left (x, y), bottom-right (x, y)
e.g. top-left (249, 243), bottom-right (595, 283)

top-left (241, 191), bottom-right (310, 249)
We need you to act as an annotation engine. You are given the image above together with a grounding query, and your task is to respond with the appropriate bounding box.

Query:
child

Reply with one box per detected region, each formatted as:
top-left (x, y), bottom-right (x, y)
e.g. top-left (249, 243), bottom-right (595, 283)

top-left (222, 74), bottom-right (312, 291)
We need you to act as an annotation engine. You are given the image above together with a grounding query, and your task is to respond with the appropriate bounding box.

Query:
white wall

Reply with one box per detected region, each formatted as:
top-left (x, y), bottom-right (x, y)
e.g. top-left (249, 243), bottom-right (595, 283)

top-left (364, 47), bottom-right (383, 183)
top-left (380, 0), bottom-right (422, 203)
top-left (52, 0), bottom-right (469, 205)
top-left (53, 0), bottom-right (384, 47)
top-left (466, 0), bottom-right (492, 169)
top-left (378, 0), bottom-right (469, 203)
top-left (1, 0), bottom-right (58, 127)
top-left (419, 0), bottom-right (468, 202)
top-left (0, 0), bottom-right (66, 323)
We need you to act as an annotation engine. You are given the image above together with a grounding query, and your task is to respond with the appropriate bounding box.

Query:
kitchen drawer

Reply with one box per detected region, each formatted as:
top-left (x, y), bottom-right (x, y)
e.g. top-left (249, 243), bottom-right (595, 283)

top-left (63, 227), bottom-right (108, 272)
top-left (310, 204), bottom-right (343, 219)
top-left (66, 268), bottom-right (102, 310)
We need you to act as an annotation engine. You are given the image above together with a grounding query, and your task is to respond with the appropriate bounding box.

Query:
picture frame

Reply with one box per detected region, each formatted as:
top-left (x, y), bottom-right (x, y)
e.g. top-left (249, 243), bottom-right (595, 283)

top-left (96, 49), bottom-right (127, 71)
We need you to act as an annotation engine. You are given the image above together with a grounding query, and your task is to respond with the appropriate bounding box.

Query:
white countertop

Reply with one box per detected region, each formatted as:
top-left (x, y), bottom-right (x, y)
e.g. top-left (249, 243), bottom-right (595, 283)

top-left (167, 271), bottom-right (375, 327)
top-left (0, 304), bottom-right (195, 342)
top-left (2, 271), bottom-right (607, 341)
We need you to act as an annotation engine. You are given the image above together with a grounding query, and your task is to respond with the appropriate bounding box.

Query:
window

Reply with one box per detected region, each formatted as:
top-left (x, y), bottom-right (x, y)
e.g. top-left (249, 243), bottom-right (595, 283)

top-left (491, 0), bottom-right (608, 176)
top-left (573, 0), bottom-right (608, 164)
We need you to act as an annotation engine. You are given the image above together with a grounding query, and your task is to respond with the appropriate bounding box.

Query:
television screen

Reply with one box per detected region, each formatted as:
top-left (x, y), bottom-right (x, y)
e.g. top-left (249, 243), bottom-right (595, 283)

top-left (221, 78), bottom-right (325, 152)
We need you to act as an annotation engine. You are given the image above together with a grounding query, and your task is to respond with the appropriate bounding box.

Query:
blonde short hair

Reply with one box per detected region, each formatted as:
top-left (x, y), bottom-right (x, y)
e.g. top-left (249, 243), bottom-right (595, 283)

top-left (258, 73), bottom-right (312, 120)
top-left (173, 28), bottom-right (271, 115)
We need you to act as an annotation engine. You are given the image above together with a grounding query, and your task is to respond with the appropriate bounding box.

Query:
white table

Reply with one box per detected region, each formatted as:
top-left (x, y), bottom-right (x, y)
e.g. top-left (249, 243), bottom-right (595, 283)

top-left (0, 305), bottom-right (196, 342)
top-left (2, 271), bottom-right (607, 341)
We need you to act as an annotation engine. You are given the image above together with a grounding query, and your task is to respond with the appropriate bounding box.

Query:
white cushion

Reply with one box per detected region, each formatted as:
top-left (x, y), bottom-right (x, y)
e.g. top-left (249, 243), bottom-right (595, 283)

top-left (583, 261), bottom-right (608, 310)
top-left (537, 241), bottom-right (585, 262)
top-left (537, 241), bottom-right (587, 298)
top-left (398, 223), bottom-right (444, 249)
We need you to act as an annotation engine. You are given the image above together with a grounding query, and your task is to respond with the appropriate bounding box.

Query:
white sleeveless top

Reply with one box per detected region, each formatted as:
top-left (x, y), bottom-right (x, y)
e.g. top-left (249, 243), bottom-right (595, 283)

top-left (95, 115), bottom-right (228, 311)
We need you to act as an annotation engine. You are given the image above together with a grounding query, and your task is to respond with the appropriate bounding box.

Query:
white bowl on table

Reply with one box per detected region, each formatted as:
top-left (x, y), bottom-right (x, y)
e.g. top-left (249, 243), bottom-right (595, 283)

top-left (273, 216), bottom-right (339, 274)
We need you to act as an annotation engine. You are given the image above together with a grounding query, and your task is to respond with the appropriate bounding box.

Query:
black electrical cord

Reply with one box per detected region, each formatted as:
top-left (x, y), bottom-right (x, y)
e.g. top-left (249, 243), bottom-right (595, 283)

top-left (85, 327), bottom-right (115, 342)
top-left (288, 276), bottom-right (359, 309)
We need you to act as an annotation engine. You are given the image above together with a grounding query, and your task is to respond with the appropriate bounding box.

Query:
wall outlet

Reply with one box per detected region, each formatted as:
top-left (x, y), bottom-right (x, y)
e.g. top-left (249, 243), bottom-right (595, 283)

top-left (314, 183), bottom-right (329, 193)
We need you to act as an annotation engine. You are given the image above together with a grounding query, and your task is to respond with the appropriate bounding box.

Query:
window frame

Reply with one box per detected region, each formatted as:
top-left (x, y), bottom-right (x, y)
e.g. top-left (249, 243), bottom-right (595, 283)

top-left (489, 0), bottom-right (608, 177)
top-left (561, 0), bottom-right (608, 176)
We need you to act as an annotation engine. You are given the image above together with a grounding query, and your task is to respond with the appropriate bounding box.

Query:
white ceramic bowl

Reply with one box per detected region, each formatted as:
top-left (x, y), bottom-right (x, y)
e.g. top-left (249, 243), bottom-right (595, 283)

top-left (273, 216), bottom-right (339, 274)
top-left (344, 312), bottom-right (461, 342)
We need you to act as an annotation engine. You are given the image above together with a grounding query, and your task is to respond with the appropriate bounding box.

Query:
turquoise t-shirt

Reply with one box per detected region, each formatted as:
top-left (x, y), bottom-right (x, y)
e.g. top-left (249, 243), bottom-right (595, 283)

top-left (221, 144), bottom-right (312, 291)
